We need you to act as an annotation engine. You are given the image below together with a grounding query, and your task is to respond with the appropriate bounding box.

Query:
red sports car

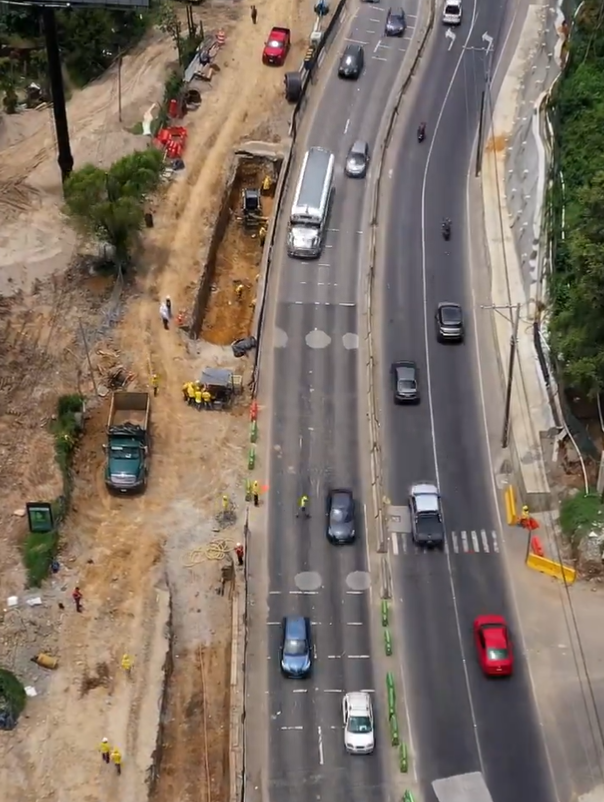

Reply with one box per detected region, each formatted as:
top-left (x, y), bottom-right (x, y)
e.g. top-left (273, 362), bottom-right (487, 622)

top-left (473, 615), bottom-right (514, 677)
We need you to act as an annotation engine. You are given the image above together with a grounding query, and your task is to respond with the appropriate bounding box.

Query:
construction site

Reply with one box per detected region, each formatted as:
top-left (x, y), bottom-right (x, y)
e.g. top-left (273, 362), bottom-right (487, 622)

top-left (0, 0), bottom-right (316, 800)
top-left (200, 152), bottom-right (282, 345)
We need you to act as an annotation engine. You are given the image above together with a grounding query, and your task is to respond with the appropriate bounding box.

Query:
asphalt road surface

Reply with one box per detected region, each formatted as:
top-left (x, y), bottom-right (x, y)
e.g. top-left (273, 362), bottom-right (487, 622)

top-left (249, 3), bottom-right (424, 802)
top-left (376, 2), bottom-right (557, 802)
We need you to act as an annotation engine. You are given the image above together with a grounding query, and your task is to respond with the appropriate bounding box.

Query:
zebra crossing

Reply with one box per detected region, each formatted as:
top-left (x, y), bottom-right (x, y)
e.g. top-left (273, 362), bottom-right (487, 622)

top-left (390, 529), bottom-right (500, 556)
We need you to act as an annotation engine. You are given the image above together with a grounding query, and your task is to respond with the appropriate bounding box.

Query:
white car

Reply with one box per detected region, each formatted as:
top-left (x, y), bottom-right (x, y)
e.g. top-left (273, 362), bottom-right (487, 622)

top-left (342, 692), bottom-right (375, 754)
top-left (442, 0), bottom-right (462, 25)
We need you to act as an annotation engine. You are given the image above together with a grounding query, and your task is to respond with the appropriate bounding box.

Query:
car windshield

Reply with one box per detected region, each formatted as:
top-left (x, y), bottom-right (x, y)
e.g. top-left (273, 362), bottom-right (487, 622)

top-left (445, 4), bottom-right (460, 12)
top-left (350, 150), bottom-right (366, 162)
top-left (442, 307), bottom-right (461, 323)
top-left (331, 505), bottom-right (352, 523)
top-left (390, 12), bottom-right (404, 21)
top-left (399, 379), bottom-right (416, 390)
top-left (109, 446), bottom-right (139, 459)
top-left (284, 638), bottom-right (307, 656)
top-left (345, 55), bottom-right (354, 64)
top-left (268, 39), bottom-right (281, 47)
top-left (487, 648), bottom-right (508, 661)
top-left (348, 715), bottom-right (372, 733)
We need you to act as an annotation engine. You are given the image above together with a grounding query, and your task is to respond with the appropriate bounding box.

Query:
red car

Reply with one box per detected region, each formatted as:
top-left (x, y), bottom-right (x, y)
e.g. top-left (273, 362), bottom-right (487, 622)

top-left (473, 615), bottom-right (513, 677)
top-left (262, 26), bottom-right (291, 66)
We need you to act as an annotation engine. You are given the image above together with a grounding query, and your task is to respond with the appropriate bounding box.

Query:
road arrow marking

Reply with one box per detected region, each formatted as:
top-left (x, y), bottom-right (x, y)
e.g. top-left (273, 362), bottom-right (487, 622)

top-left (446, 28), bottom-right (456, 51)
top-left (482, 31), bottom-right (493, 52)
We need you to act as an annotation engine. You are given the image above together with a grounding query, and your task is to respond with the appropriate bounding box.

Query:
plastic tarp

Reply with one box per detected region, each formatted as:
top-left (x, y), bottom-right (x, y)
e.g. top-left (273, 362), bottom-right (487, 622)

top-left (200, 367), bottom-right (233, 388)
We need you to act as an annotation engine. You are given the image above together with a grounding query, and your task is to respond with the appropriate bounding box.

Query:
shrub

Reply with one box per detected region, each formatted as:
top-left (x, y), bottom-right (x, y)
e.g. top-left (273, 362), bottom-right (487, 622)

top-left (559, 491), bottom-right (604, 546)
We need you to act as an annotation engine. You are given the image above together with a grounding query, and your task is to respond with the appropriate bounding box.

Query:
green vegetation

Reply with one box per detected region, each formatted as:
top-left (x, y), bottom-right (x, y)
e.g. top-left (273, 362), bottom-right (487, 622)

top-left (0, 6), bottom-right (149, 88)
top-left (559, 491), bottom-right (604, 546)
top-left (64, 148), bottom-right (164, 269)
top-left (0, 668), bottom-right (27, 728)
top-left (549, 0), bottom-right (604, 395)
top-left (22, 394), bottom-right (83, 587)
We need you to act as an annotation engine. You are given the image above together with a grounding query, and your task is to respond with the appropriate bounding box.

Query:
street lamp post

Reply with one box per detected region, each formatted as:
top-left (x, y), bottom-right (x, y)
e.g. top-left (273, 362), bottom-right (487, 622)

top-left (482, 302), bottom-right (522, 448)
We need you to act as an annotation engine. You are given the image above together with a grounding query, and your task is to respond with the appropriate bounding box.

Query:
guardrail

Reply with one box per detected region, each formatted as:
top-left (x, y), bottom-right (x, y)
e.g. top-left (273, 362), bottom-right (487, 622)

top-left (250, 0), bottom-right (348, 393)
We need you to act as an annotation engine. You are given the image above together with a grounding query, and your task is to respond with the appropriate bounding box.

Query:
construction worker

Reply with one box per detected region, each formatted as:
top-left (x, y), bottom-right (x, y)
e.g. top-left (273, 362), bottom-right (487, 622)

top-left (235, 543), bottom-right (244, 566)
top-left (151, 374), bottom-right (159, 397)
top-left (194, 384), bottom-right (203, 410)
top-left (235, 283), bottom-right (245, 301)
top-left (121, 653), bottom-right (132, 676)
top-left (111, 746), bottom-right (122, 776)
top-left (72, 586), bottom-right (83, 613)
top-left (261, 174), bottom-right (272, 194)
top-left (250, 4), bottom-right (257, 24)
top-left (165, 296), bottom-right (172, 317)
top-left (187, 382), bottom-right (196, 405)
top-left (182, 381), bottom-right (190, 402)
top-left (520, 505), bottom-right (530, 527)
top-left (258, 225), bottom-right (267, 247)
top-left (252, 480), bottom-right (260, 507)
top-left (201, 388), bottom-right (212, 408)
top-left (159, 302), bottom-right (170, 330)
top-left (99, 737), bottom-right (111, 764)
top-left (222, 494), bottom-right (229, 513)
top-left (297, 494), bottom-right (309, 518)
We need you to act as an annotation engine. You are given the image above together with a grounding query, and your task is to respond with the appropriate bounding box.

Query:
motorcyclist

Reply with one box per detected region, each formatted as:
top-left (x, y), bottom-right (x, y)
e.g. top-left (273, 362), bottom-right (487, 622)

top-left (417, 122), bottom-right (426, 141)
top-left (442, 217), bottom-right (451, 238)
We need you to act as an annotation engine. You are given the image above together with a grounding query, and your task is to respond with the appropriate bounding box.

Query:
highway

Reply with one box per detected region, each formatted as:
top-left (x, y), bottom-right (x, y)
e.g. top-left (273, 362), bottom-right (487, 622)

top-left (246, 2), bottom-right (425, 802)
top-left (376, 1), bottom-right (557, 802)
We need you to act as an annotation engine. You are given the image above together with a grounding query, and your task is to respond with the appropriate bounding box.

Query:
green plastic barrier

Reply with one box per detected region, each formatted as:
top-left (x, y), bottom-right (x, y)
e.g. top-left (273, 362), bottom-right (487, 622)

top-left (387, 684), bottom-right (396, 716)
top-left (403, 791), bottom-right (415, 802)
top-left (399, 742), bottom-right (408, 773)
top-left (248, 446), bottom-right (256, 470)
top-left (390, 713), bottom-right (400, 746)
top-left (386, 671), bottom-right (395, 692)
top-left (381, 600), bottom-right (389, 627)
top-left (250, 421), bottom-right (258, 443)
top-left (245, 479), bottom-right (252, 502)
top-left (384, 629), bottom-right (392, 656)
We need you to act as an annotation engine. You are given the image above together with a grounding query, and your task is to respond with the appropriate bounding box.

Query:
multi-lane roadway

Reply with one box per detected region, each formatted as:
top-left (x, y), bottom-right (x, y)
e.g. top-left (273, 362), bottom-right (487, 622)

top-left (246, 3), bottom-right (558, 802)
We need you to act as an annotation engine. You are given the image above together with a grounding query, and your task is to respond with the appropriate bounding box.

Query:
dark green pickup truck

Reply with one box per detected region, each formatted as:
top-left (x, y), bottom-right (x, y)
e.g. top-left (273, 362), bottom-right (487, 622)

top-left (103, 392), bottom-right (150, 493)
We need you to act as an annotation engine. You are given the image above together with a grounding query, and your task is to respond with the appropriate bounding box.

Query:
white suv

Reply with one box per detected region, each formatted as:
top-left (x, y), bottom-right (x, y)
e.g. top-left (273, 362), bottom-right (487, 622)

top-left (442, 0), bottom-right (462, 25)
top-left (343, 692), bottom-right (375, 754)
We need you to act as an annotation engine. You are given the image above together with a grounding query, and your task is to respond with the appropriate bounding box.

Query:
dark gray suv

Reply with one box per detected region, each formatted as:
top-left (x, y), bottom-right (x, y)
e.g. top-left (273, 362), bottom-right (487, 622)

top-left (338, 44), bottom-right (364, 79)
top-left (435, 302), bottom-right (464, 342)
top-left (326, 488), bottom-right (356, 543)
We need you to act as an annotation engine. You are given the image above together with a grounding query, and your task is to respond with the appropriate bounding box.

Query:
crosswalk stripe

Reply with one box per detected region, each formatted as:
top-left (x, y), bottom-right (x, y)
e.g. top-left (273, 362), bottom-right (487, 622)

top-left (492, 531), bottom-right (500, 552)
top-left (391, 531), bottom-right (501, 556)
top-left (451, 531), bottom-right (459, 553)
top-left (461, 531), bottom-right (469, 552)
top-left (392, 532), bottom-right (399, 556)
top-left (481, 529), bottom-right (489, 552)
top-left (471, 531), bottom-right (479, 552)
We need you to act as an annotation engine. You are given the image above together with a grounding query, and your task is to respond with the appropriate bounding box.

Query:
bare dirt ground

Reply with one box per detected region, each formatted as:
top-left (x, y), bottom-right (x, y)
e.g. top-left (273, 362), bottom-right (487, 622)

top-left (0, 0), bottom-right (316, 800)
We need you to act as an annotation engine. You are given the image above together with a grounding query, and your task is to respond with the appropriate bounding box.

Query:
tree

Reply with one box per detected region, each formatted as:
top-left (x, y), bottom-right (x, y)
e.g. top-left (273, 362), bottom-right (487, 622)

top-left (63, 148), bottom-right (164, 269)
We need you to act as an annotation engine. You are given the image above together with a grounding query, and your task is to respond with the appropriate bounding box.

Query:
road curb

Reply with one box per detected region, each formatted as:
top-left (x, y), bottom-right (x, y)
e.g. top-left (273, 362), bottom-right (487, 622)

top-left (364, 0), bottom-right (436, 556)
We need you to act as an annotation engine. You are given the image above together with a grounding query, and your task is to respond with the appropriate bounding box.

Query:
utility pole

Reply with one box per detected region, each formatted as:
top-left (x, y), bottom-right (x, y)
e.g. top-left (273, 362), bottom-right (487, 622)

top-left (117, 54), bottom-right (123, 122)
top-left (482, 302), bottom-right (522, 448)
top-left (469, 32), bottom-right (494, 177)
top-left (475, 89), bottom-right (486, 177)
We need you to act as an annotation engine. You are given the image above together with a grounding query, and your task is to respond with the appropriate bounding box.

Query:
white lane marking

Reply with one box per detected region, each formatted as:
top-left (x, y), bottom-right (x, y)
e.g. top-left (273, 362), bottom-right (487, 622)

top-left (267, 621), bottom-right (280, 625)
top-left (327, 655), bottom-right (341, 659)
top-left (269, 590), bottom-right (281, 595)
top-left (293, 689), bottom-right (308, 694)
top-left (318, 50), bottom-right (326, 68)
top-left (373, 56), bottom-right (388, 62)
top-left (346, 590), bottom-right (364, 595)
top-left (281, 726), bottom-right (303, 730)
top-left (318, 262), bottom-right (331, 266)
top-left (323, 689), bottom-right (342, 693)
top-left (348, 655), bottom-right (370, 659)
top-left (373, 39), bottom-right (382, 53)
top-left (471, 530), bottom-right (479, 552)
top-left (481, 530), bottom-right (490, 553)
top-left (461, 530), bottom-right (469, 553)
top-left (360, 689), bottom-right (376, 693)
top-left (392, 532), bottom-right (399, 555)
top-left (346, 38), bottom-right (369, 44)
top-left (289, 590), bottom-right (319, 595)
top-left (318, 726), bottom-right (324, 765)
top-left (327, 228), bottom-right (340, 232)
top-left (492, 532), bottom-right (500, 553)
top-left (369, 17), bottom-right (381, 21)
top-left (344, 118), bottom-right (351, 134)
top-left (366, 29), bottom-right (376, 34)
top-left (347, 622), bottom-right (364, 626)
top-left (444, 537), bottom-right (449, 555)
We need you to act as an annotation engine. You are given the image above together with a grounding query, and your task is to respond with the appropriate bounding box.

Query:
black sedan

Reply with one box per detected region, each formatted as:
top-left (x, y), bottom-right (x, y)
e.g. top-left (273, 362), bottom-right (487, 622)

top-left (326, 488), bottom-right (356, 543)
top-left (338, 44), bottom-right (364, 79)
top-left (385, 8), bottom-right (407, 36)
top-left (435, 302), bottom-right (464, 343)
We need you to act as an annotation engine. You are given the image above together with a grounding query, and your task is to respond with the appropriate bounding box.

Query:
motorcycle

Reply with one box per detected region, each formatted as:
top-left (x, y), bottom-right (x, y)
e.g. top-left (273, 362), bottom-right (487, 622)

top-left (442, 219), bottom-right (451, 240)
top-left (417, 123), bottom-right (426, 143)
